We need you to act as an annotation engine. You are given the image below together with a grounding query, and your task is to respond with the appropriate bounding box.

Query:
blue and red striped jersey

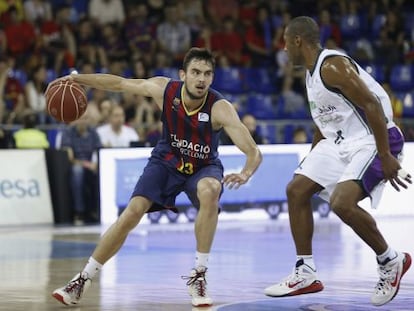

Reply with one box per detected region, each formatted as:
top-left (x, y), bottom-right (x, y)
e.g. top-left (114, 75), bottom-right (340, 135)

top-left (151, 80), bottom-right (224, 174)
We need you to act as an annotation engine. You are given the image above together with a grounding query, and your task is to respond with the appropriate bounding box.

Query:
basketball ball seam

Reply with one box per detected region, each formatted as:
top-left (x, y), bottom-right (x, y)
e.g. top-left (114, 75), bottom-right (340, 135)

top-left (69, 84), bottom-right (80, 120)
top-left (46, 84), bottom-right (62, 116)
top-left (60, 81), bottom-right (68, 122)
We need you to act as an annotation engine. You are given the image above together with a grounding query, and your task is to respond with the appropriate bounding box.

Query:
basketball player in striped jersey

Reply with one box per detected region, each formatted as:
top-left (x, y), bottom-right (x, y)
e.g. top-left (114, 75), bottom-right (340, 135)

top-left (51, 48), bottom-right (262, 307)
top-left (264, 16), bottom-right (412, 306)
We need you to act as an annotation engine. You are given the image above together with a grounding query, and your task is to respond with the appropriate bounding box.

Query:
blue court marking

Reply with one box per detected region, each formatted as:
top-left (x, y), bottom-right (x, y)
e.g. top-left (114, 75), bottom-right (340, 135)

top-left (216, 297), bottom-right (414, 311)
top-left (51, 240), bottom-right (97, 259)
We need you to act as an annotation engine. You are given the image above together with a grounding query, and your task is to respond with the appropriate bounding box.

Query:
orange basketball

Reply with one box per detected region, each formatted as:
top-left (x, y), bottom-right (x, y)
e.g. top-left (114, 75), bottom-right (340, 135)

top-left (46, 80), bottom-right (87, 123)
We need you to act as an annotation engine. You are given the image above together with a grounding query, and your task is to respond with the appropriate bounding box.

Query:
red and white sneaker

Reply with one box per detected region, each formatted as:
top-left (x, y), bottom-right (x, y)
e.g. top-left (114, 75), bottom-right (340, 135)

top-left (264, 259), bottom-right (324, 297)
top-left (182, 266), bottom-right (213, 307)
top-left (52, 272), bottom-right (91, 305)
top-left (371, 252), bottom-right (412, 306)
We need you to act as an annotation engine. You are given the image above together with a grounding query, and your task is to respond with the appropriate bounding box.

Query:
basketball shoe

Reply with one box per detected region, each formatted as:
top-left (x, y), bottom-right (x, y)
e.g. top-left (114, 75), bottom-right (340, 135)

top-left (264, 259), bottom-right (324, 297)
top-left (182, 266), bottom-right (213, 307)
top-left (52, 272), bottom-right (91, 305)
top-left (371, 252), bottom-right (412, 306)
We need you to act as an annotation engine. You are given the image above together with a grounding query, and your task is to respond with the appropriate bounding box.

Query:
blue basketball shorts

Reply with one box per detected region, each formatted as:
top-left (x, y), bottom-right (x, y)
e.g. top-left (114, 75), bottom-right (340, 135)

top-left (131, 158), bottom-right (224, 213)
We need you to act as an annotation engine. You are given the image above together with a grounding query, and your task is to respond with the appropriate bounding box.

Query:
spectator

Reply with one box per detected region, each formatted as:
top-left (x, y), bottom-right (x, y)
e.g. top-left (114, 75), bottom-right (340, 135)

top-left (25, 65), bottom-right (48, 124)
top-left (13, 111), bottom-right (49, 148)
top-left (292, 126), bottom-right (309, 144)
top-left (318, 9), bottom-right (342, 48)
top-left (156, 3), bottom-right (191, 65)
top-left (221, 114), bottom-right (267, 145)
top-left (99, 23), bottom-right (129, 64)
top-left (212, 16), bottom-right (250, 66)
top-left (76, 17), bottom-right (108, 70)
top-left (0, 55), bottom-right (26, 124)
top-left (0, 127), bottom-right (14, 148)
top-left (96, 105), bottom-right (139, 147)
top-left (37, 4), bottom-right (76, 75)
top-left (121, 92), bottom-right (155, 139)
top-left (4, 6), bottom-right (36, 61)
top-left (177, 0), bottom-right (204, 38)
top-left (205, 0), bottom-right (239, 29)
top-left (144, 111), bottom-right (162, 147)
top-left (242, 113), bottom-right (268, 144)
top-left (88, 0), bottom-right (125, 26)
top-left (124, 3), bottom-right (157, 65)
top-left (60, 107), bottom-right (102, 225)
top-left (23, 0), bottom-right (52, 23)
top-left (245, 4), bottom-right (274, 66)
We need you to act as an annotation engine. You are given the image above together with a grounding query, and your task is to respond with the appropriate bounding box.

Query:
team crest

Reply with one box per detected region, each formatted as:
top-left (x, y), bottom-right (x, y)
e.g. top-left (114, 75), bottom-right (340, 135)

top-left (172, 98), bottom-right (181, 111)
top-left (198, 112), bottom-right (209, 122)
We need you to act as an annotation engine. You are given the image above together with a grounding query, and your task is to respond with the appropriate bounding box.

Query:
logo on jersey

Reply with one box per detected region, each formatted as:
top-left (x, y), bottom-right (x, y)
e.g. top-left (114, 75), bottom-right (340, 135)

top-left (198, 112), bottom-right (209, 122)
top-left (172, 98), bottom-right (181, 111)
top-left (170, 134), bottom-right (210, 159)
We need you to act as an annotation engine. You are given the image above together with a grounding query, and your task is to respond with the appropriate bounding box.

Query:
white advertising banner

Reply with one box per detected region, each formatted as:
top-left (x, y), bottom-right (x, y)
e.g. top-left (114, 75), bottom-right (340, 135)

top-left (0, 150), bottom-right (53, 225)
top-left (99, 143), bottom-right (414, 225)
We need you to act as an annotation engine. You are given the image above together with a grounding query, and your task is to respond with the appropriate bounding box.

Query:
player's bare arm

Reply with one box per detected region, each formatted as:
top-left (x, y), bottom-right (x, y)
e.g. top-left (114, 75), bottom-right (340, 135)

top-left (212, 99), bottom-right (262, 189)
top-left (321, 56), bottom-right (411, 190)
top-left (55, 74), bottom-right (170, 110)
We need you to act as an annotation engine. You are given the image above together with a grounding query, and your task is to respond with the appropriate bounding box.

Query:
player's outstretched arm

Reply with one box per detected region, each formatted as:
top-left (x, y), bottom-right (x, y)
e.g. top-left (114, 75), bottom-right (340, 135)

top-left (213, 100), bottom-right (262, 189)
top-left (49, 74), bottom-right (169, 109)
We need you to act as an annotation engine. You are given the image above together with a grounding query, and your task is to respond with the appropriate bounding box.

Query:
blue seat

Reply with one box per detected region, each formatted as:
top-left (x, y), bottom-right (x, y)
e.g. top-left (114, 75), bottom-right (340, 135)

top-left (257, 123), bottom-right (277, 144)
top-left (211, 67), bottom-right (244, 94)
top-left (340, 14), bottom-right (362, 39)
top-left (275, 94), bottom-right (309, 119)
top-left (390, 65), bottom-right (414, 92)
top-left (152, 67), bottom-right (180, 80)
top-left (363, 64), bottom-right (385, 83)
top-left (371, 14), bottom-right (386, 39)
top-left (243, 68), bottom-right (277, 94)
top-left (10, 69), bottom-right (27, 86)
top-left (46, 69), bottom-right (57, 84)
top-left (404, 13), bottom-right (414, 35)
top-left (245, 94), bottom-right (277, 120)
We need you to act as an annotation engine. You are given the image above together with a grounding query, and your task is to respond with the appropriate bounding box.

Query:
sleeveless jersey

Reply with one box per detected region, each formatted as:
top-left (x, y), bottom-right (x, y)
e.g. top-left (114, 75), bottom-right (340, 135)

top-left (306, 49), bottom-right (395, 144)
top-left (151, 80), bottom-right (224, 174)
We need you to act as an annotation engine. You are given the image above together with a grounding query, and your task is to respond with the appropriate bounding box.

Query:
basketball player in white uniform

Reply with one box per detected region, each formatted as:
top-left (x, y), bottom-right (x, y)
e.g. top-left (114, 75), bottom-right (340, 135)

top-left (264, 16), bottom-right (412, 306)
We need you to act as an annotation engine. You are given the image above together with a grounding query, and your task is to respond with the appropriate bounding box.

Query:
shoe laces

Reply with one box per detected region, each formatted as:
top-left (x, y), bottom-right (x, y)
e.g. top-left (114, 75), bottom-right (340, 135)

top-left (375, 263), bottom-right (397, 292)
top-left (65, 274), bottom-right (88, 299)
top-left (182, 267), bottom-right (208, 297)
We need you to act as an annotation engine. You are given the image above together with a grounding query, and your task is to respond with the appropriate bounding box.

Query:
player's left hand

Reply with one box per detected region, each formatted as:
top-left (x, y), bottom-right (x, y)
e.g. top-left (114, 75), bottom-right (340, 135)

top-left (381, 152), bottom-right (412, 191)
top-left (222, 172), bottom-right (249, 190)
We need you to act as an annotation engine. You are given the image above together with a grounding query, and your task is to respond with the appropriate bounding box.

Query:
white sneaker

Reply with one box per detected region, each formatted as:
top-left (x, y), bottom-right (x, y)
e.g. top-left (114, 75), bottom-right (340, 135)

top-left (52, 272), bottom-right (91, 305)
top-left (371, 252), bottom-right (412, 306)
top-left (182, 266), bottom-right (213, 307)
top-left (264, 259), bottom-right (324, 297)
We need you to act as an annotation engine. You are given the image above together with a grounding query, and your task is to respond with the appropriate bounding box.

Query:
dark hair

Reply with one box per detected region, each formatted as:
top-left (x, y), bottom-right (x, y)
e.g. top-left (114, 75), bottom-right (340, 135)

top-left (23, 112), bottom-right (38, 128)
top-left (287, 16), bottom-right (320, 45)
top-left (182, 48), bottom-right (216, 72)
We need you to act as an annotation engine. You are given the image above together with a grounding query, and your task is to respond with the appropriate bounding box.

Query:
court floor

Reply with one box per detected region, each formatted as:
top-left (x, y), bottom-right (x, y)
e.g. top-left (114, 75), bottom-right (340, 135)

top-left (0, 213), bottom-right (413, 311)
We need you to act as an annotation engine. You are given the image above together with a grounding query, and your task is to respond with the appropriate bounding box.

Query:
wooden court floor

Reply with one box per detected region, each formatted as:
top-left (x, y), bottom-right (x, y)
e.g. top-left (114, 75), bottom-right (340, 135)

top-left (0, 214), bottom-right (413, 311)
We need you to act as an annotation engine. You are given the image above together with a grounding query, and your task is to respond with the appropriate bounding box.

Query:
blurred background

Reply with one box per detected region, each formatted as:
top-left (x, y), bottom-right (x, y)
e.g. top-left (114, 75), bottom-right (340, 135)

top-left (0, 0), bottom-right (414, 227)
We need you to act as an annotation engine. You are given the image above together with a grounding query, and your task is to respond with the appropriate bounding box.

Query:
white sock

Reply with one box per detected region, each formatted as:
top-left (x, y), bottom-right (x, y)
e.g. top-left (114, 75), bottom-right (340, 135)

top-left (377, 247), bottom-right (397, 264)
top-left (83, 257), bottom-right (103, 279)
top-left (195, 251), bottom-right (209, 268)
top-left (297, 255), bottom-right (316, 271)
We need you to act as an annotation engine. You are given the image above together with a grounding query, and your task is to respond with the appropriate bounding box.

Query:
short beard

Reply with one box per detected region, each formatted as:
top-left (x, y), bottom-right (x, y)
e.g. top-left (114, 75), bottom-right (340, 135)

top-left (184, 84), bottom-right (204, 100)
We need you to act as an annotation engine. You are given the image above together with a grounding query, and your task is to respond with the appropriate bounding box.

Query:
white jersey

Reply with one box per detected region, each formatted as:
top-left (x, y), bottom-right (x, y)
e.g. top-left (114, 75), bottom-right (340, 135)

top-left (306, 49), bottom-right (395, 143)
top-left (96, 124), bottom-right (139, 148)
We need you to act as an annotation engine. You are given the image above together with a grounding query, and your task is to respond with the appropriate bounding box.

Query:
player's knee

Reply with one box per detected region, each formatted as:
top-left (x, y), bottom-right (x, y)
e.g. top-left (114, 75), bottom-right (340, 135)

top-left (197, 178), bottom-right (221, 203)
top-left (286, 179), bottom-right (306, 203)
top-left (330, 194), bottom-right (352, 221)
top-left (118, 197), bottom-right (150, 230)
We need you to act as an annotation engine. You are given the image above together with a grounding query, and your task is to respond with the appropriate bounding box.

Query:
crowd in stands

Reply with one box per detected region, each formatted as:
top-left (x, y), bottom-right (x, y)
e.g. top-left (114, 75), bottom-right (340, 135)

top-left (0, 0), bottom-right (414, 148)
